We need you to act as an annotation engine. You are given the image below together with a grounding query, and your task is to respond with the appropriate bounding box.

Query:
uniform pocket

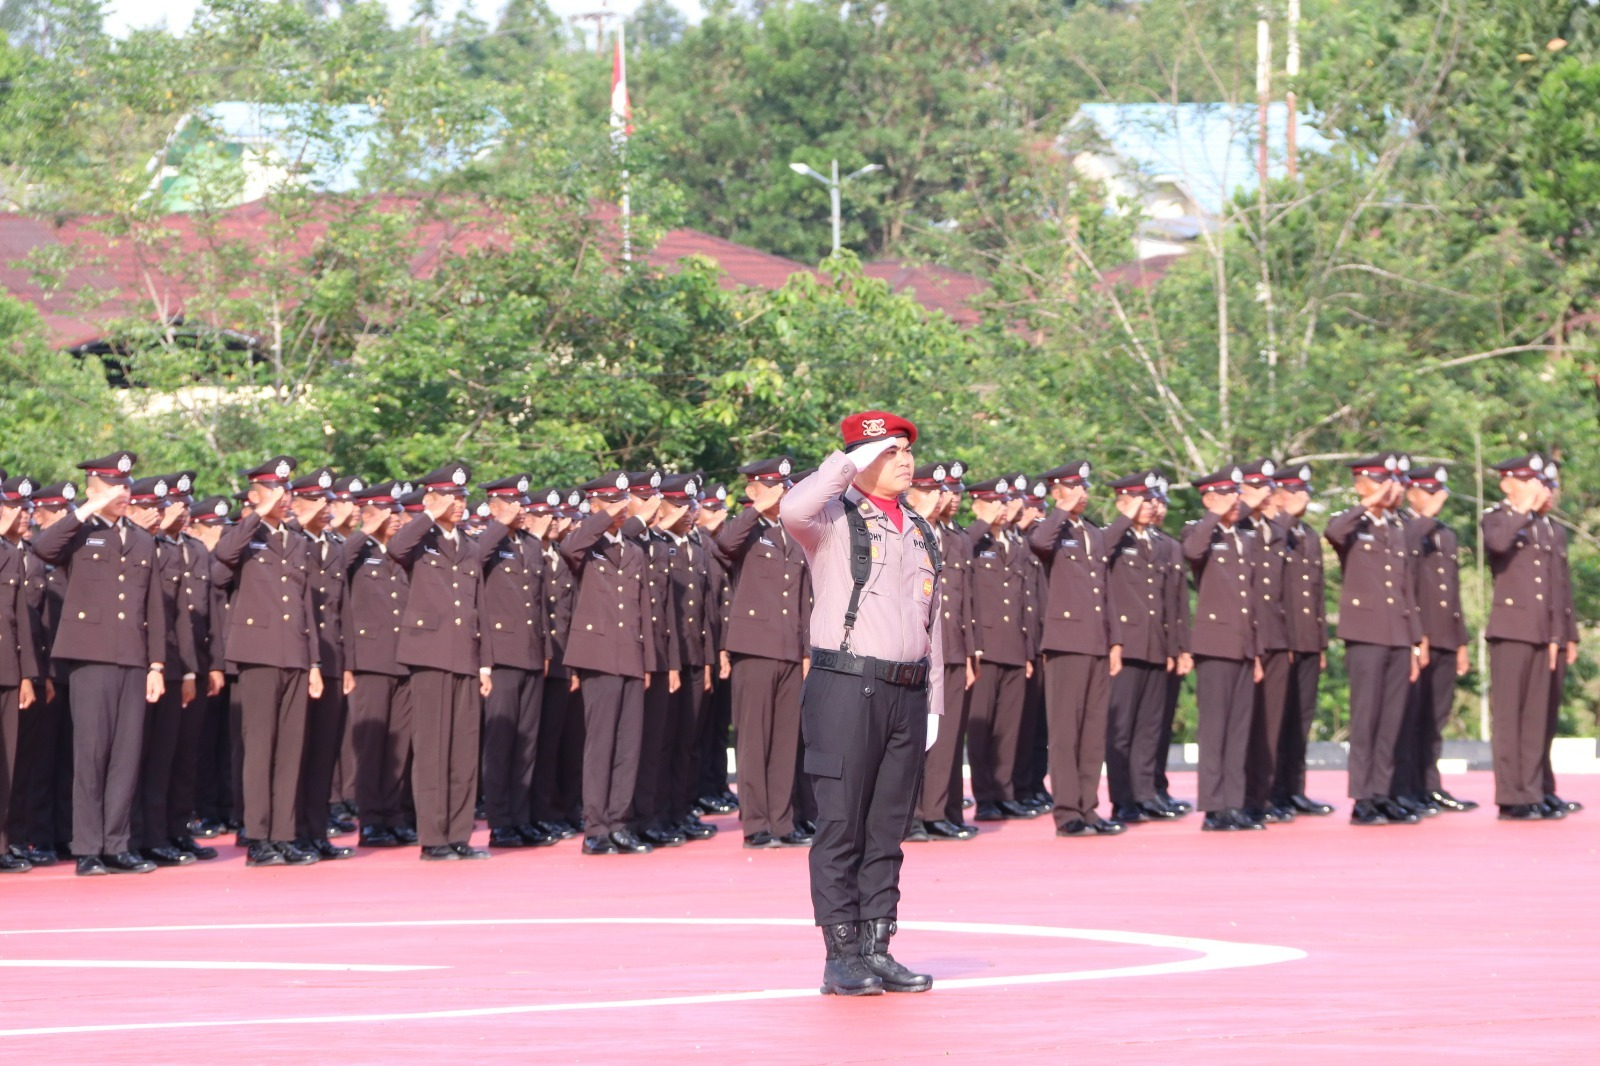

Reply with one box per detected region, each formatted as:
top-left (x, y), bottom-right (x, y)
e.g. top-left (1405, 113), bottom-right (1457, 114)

top-left (803, 749), bottom-right (843, 779)
top-left (804, 748), bottom-right (846, 821)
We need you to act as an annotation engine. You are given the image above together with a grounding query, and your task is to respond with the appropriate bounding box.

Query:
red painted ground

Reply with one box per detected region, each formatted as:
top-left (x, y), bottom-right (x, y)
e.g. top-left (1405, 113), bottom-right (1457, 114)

top-left (1, 771), bottom-right (1596, 1064)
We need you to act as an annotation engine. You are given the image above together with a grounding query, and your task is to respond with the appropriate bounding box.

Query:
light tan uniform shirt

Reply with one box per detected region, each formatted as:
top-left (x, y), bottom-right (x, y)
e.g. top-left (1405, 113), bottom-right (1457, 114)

top-left (783, 450), bottom-right (946, 715)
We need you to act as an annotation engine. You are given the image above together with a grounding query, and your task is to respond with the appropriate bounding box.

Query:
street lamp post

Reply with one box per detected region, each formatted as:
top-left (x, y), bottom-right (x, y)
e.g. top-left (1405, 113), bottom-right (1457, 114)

top-left (789, 158), bottom-right (883, 254)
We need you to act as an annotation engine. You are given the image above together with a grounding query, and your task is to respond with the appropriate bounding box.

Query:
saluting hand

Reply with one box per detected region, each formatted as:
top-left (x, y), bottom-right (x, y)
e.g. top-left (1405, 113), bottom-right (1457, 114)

top-left (488, 497), bottom-right (522, 527)
top-left (424, 493), bottom-right (455, 522)
top-left (361, 508), bottom-right (390, 536)
top-left (970, 498), bottom-right (1003, 526)
top-left (1113, 493), bottom-right (1142, 519)
top-left (258, 484), bottom-right (288, 519)
top-left (81, 483), bottom-right (127, 518)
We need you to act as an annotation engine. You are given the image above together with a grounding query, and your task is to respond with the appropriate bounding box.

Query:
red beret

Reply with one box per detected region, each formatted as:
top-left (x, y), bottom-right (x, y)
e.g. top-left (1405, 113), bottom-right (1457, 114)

top-left (840, 409), bottom-right (918, 451)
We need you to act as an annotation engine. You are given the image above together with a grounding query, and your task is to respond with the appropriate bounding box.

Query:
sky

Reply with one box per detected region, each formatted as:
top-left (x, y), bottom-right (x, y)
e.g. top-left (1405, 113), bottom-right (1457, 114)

top-left (103, 1), bottom-right (700, 39)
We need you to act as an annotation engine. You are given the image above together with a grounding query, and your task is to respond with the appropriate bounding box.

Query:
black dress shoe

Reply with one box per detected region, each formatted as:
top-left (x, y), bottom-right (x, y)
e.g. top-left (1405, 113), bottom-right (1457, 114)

top-left (328, 813), bottom-right (359, 837)
top-left (962, 796), bottom-right (975, 809)
top-left (1200, 811), bottom-right (1238, 832)
top-left (450, 842), bottom-right (490, 860)
top-left (419, 844), bottom-right (460, 861)
top-left (698, 794), bottom-right (737, 815)
top-left (488, 826), bottom-right (527, 848)
top-left (1498, 803), bottom-right (1544, 821)
top-left (22, 844), bottom-right (59, 866)
top-left (1137, 800), bottom-right (1180, 820)
top-left (1230, 809), bottom-right (1267, 830)
top-left (246, 841), bottom-right (286, 866)
top-left (1428, 790), bottom-right (1478, 812)
top-left (1088, 817), bottom-right (1127, 835)
top-left (972, 802), bottom-right (1005, 822)
top-left (104, 850), bottom-right (157, 873)
top-left (144, 845), bottom-right (196, 867)
top-left (233, 831), bottom-right (252, 849)
top-left (537, 819), bottom-right (578, 840)
top-left (304, 838), bottom-right (354, 860)
top-left (1242, 806), bottom-right (1279, 825)
top-left (190, 817), bottom-right (225, 839)
top-left (679, 817), bottom-right (717, 841)
top-left (515, 823), bottom-right (559, 847)
top-left (0, 852), bottom-right (32, 872)
top-left (777, 829), bottom-right (814, 847)
top-left (997, 799), bottom-right (1041, 819)
top-left (1269, 803), bottom-right (1298, 823)
top-left (581, 834), bottom-right (619, 855)
top-left (1545, 793), bottom-right (1583, 813)
top-left (1158, 791), bottom-right (1194, 814)
top-left (1288, 794), bottom-right (1335, 815)
top-left (925, 820), bottom-right (975, 841)
top-left (172, 834), bottom-right (218, 861)
top-left (641, 827), bottom-right (687, 848)
top-left (1376, 799), bottom-right (1421, 824)
top-left (798, 819), bottom-right (818, 836)
top-left (359, 825), bottom-right (401, 848)
top-left (392, 825), bottom-right (419, 845)
top-left (76, 854), bottom-right (108, 876)
top-left (1111, 804), bottom-right (1146, 824)
top-left (743, 831), bottom-right (780, 849)
top-left (1350, 799), bottom-right (1391, 826)
top-left (223, 818), bottom-right (243, 832)
top-left (903, 823), bottom-right (930, 843)
top-left (277, 841), bottom-right (320, 865)
top-left (1055, 819), bottom-right (1094, 837)
top-left (1537, 798), bottom-right (1568, 819)
top-left (610, 830), bottom-right (653, 854)
top-left (1393, 795), bottom-right (1438, 818)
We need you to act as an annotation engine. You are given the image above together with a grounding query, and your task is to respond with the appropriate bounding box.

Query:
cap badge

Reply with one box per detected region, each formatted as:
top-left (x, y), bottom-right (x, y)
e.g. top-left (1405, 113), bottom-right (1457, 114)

top-left (778, 458), bottom-right (793, 477)
top-left (1031, 482), bottom-right (1046, 497)
top-left (178, 474), bottom-right (192, 493)
top-left (1144, 472), bottom-right (1158, 488)
top-left (650, 470), bottom-right (662, 488)
top-left (318, 471), bottom-right (333, 489)
top-left (686, 478), bottom-right (699, 497)
top-left (1437, 469), bottom-right (1449, 484)
top-left (517, 476), bottom-right (529, 493)
top-left (451, 467), bottom-right (468, 486)
top-left (1398, 456), bottom-right (1411, 473)
top-left (1299, 465), bottom-right (1311, 481)
top-left (1231, 468), bottom-right (1243, 483)
top-left (18, 479), bottom-right (32, 497)
top-left (567, 491), bottom-right (582, 507)
top-left (716, 486), bottom-right (728, 501)
top-left (933, 465), bottom-right (947, 482)
top-left (546, 490), bottom-right (561, 507)
top-left (350, 478), bottom-right (365, 492)
top-left (1530, 454), bottom-right (1544, 471)
top-left (950, 461), bottom-right (965, 478)
top-left (614, 473), bottom-right (628, 491)
top-left (214, 501), bottom-right (228, 516)
top-left (861, 418), bottom-right (887, 437)
top-left (116, 455), bottom-right (132, 474)
top-left (1261, 459), bottom-right (1276, 477)
top-left (274, 459), bottom-right (291, 479)
top-left (1383, 455), bottom-right (1397, 472)
top-left (63, 484), bottom-right (77, 501)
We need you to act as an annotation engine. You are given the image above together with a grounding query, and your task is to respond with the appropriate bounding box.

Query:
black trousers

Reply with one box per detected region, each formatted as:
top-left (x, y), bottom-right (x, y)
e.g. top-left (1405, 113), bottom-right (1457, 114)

top-left (917, 664), bottom-right (970, 824)
top-left (696, 674), bottom-right (734, 800)
top-left (0, 686), bottom-right (17, 851)
top-left (236, 666), bottom-right (308, 842)
top-left (330, 694), bottom-right (358, 809)
top-left (1344, 642), bottom-right (1411, 801)
top-left (1016, 661), bottom-right (1050, 799)
top-left (7, 676), bottom-right (71, 847)
top-left (1542, 655), bottom-right (1567, 797)
top-left (802, 667), bottom-right (925, 926)
top-left (532, 673), bottom-right (584, 824)
top-left (580, 670), bottom-right (645, 837)
top-left (1244, 650), bottom-right (1291, 810)
top-left (408, 668), bottom-right (481, 847)
top-left (194, 683), bottom-right (232, 823)
top-left (634, 671), bottom-right (674, 831)
top-left (349, 672), bottom-right (412, 829)
top-left (481, 666), bottom-right (543, 829)
top-left (965, 660), bottom-right (1024, 805)
top-left (166, 680), bottom-right (208, 838)
top-left (731, 655), bottom-right (802, 838)
top-left (1044, 652), bottom-right (1110, 827)
top-left (133, 685), bottom-right (183, 849)
top-left (1155, 668), bottom-right (1183, 797)
top-left (69, 663), bottom-right (147, 856)
top-left (667, 674), bottom-right (709, 823)
top-left (1488, 639), bottom-right (1552, 807)
top-left (295, 685), bottom-right (347, 842)
top-left (1393, 651), bottom-right (1456, 798)
top-left (1273, 652), bottom-right (1322, 801)
top-left (1195, 656), bottom-right (1254, 813)
top-left (1107, 658), bottom-right (1167, 809)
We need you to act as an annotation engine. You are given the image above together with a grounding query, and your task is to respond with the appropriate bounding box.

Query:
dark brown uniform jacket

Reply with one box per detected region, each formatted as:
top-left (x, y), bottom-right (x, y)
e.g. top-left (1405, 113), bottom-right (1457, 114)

top-left (0, 539), bottom-right (40, 685)
top-left (389, 516), bottom-right (508, 676)
top-left (560, 512), bottom-right (658, 679)
top-left (936, 522), bottom-right (975, 662)
top-left (175, 535), bottom-right (216, 677)
top-left (658, 530), bottom-right (715, 670)
top-left (1282, 519), bottom-right (1327, 655)
top-left (342, 531), bottom-right (409, 676)
top-left (965, 520), bottom-right (1029, 667)
top-left (1027, 510), bottom-right (1128, 656)
top-left (212, 513), bottom-right (320, 671)
top-left (1482, 504), bottom-right (1561, 644)
top-left (1182, 512), bottom-right (1259, 662)
top-left (1106, 524), bottom-right (1171, 665)
top-left (32, 514), bottom-right (166, 669)
top-left (542, 540), bottom-right (578, 679)
top-left (713, 509), bottom-right (810, 662)
top-left (1325, 508), bottom-right (1424, 648)
top-left (1241, 515), bottom-right (1290, 652)
top-left (1404, 513), bottom-right (1470, 650)
top-left (304, 532), bottom-right (349, 678)
top-left (480, 529), bottom-right (547, 671)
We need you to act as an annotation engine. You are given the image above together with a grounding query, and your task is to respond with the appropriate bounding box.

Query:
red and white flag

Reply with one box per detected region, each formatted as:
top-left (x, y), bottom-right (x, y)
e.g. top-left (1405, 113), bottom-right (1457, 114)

top-left (610, 26), bottom-right (632, 145)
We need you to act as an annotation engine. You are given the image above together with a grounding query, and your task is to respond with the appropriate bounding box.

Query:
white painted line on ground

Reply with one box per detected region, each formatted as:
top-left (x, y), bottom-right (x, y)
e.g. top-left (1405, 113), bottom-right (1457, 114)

top-left (0, 959), bottom-right (441, 972)
top-left (0, 917), bottom-right (1304, 1037)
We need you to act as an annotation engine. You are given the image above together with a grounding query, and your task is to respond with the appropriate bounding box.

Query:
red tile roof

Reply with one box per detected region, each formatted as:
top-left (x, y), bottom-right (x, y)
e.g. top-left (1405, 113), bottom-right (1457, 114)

top-left (863, 260), bottom-right (987, 326)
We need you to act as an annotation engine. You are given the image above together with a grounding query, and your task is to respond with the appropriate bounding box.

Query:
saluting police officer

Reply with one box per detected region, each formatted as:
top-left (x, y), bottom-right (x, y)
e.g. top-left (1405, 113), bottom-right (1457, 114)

top-left (1538, 464), bottom-right (1583, 816)
top-left (1148, 477), bottom-right (1196, 816)
top-left (692, 483), bottom-right (739, 816)
top-left (1267, 466), bottom-right (1335, 817)
top-left (530, 489), bottom-right (584, 840)
top-left (628, 471), bottom-right (690, 849)
top-left (786, 410), bottom-right (939, 997)
top-left (1237, 459), bottom-right (1295, 824)
top-left (1482, 453), bottom-right (1566, 820)
top-left (714, 457), bottom-right (814, 850)
top-left (1326, 454), bottom-right (1425, 826)
top-left (390, 462), bottom-right (510, 861)
top-left (33, 451), bottom-right (167, 875)
top-left (0, 474), bottom-right (40, 872)
top-left (1184, 465), bottom-right (1264, 832)
top-left (213, 456), bottom-right (325, 866)
top-left (1028, 461), bottom-right (1126, 837)
top-left (1393, 464), bottom-right (1477, 815)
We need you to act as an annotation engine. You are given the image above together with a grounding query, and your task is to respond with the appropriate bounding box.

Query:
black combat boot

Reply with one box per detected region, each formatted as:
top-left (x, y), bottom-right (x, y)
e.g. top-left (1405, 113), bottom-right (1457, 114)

top-left (859, 919), bottom-right (933, 993)
top-left (819, 922), bottom-right (884, 996)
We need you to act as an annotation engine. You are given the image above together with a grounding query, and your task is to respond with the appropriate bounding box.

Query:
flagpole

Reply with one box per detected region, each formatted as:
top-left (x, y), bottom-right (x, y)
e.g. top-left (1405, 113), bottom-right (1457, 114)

top-left (611, 26), bottom-right (632, 265)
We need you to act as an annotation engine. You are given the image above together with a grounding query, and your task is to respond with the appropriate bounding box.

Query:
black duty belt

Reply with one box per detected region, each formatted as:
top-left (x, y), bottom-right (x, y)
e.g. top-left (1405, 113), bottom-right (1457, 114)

top-left (809, 648), bottom-right (930, 688)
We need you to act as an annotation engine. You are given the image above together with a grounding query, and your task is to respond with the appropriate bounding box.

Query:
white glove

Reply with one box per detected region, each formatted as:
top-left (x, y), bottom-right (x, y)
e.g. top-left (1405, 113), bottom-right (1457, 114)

top-left (849, 438), bottom-right (899, 470)
top-left (925, 713), bottom-right (939, 752)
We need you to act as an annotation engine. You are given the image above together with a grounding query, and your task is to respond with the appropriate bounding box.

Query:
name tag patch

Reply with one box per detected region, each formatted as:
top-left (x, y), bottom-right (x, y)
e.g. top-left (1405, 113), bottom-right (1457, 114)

top-left (363, 557), bottom-right (383, 566)
top-left (86, 537), bottom-right (106, 547)
top-left (498, 550), bottom-right (517, 559)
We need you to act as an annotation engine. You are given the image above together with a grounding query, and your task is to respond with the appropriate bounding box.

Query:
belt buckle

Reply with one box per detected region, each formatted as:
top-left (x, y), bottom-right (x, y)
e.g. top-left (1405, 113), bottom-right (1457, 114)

top-left (892, 663), bottom-right (911, 685)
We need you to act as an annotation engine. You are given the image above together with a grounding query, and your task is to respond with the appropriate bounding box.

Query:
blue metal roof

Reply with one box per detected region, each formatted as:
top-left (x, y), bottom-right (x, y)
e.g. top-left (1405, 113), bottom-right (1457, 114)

top-left (1071, 102), bottom-right (1332, 213)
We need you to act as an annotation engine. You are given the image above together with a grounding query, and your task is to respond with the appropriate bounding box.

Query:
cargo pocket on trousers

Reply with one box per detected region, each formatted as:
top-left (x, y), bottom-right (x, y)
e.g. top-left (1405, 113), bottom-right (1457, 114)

top-left (804, 748), bottom-right (846, 821)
